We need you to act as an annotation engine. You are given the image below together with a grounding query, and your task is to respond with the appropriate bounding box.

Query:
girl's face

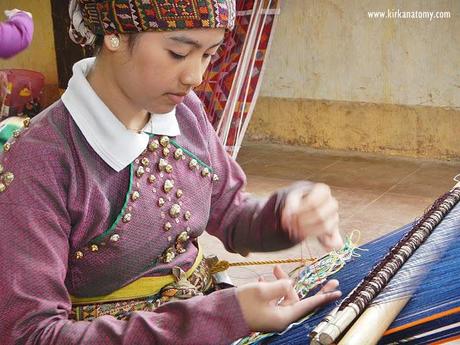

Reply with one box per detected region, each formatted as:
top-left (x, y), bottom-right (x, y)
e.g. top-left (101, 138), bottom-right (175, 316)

top-left (108, 28), bottom-right (225, 114)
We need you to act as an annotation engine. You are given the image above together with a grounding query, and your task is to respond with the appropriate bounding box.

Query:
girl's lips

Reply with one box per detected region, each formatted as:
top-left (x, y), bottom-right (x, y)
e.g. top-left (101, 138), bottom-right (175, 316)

top-left (166, 93), bottom-right (186, 104)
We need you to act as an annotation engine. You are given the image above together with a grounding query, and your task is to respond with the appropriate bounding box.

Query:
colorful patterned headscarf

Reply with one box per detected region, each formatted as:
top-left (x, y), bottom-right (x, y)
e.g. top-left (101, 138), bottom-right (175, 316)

top-left (69, 0), bottom-right (236, 46)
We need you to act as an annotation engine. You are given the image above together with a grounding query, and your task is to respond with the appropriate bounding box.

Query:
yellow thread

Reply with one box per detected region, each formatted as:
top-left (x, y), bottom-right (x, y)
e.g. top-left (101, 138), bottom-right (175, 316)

top-left (349, 229), bottom-right (361, 245)
top-left (210, 257), bottom-right (317, 274)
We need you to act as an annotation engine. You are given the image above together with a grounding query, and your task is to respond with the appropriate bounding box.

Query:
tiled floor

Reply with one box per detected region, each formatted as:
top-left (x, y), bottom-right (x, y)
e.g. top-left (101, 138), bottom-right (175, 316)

top-left (200, 141), bottom-right (460, 286)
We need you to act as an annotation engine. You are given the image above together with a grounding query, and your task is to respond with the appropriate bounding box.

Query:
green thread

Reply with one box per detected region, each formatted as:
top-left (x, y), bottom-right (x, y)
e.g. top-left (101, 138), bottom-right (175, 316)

top-left (146, 133), bottom-right (213, 173)
top-left (91, 163), bottom-right (134, 244)
top-left (170, 139), bottom-right (213, 173)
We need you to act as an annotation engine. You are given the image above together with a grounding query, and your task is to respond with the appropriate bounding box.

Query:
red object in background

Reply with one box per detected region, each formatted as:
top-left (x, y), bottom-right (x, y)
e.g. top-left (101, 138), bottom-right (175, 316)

top-left (0, 69), bottom-right (45, 119)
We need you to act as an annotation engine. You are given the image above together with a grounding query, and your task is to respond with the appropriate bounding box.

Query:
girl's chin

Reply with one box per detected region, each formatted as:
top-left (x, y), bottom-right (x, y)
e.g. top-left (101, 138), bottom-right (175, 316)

top-left (147, 104), bottom-right (176, 115)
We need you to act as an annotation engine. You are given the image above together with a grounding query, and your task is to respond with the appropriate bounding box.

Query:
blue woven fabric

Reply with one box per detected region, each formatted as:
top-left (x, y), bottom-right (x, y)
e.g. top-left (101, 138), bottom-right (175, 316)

top-left (265, 201), bottom-right (460, 345)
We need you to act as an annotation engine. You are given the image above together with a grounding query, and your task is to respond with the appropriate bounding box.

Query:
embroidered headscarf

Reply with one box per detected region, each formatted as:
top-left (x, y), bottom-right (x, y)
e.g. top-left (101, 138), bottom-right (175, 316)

top-left (69, 0), bottom-right (236, 46)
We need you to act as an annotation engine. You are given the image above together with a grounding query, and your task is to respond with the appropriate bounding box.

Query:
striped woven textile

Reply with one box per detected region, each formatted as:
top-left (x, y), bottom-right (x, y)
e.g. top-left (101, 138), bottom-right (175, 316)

top-left (264, 201), bottom-right (460, 344)
top-left (195, 0), bottom-right (280, 159)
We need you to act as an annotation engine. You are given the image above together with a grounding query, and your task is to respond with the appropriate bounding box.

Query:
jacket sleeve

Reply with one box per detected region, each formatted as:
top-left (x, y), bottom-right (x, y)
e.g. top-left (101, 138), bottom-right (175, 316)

top-left (0, 12), bottom-right (34, 58)
top-left (202, 107), bottom-right (311, 256)
top-left (0, 135), bottom-right (249, 345)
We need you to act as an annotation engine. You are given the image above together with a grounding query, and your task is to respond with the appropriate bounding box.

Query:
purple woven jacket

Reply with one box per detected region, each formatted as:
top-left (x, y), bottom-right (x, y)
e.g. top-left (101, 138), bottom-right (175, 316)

top-left (0, 12), bottom-right (34, 59)
top-left (0, 93), bottom-right (301, 344)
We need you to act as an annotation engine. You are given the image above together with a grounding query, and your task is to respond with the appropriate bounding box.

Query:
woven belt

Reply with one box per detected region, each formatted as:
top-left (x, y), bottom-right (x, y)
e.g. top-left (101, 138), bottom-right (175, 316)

top-left (70, 244), bottom-right (205, 306)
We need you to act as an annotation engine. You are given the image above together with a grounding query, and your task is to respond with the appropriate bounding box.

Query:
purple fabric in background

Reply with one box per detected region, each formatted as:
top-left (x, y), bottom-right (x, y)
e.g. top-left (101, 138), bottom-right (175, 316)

top-left (0, 12), bottom-right (34, 58)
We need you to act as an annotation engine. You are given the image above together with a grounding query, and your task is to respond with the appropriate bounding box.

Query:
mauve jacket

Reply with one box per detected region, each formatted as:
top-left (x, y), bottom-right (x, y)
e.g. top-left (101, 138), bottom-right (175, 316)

top-left (0, 92), bottom-right (300, 344)
top-left (0, 12), bottom-right (34, 59)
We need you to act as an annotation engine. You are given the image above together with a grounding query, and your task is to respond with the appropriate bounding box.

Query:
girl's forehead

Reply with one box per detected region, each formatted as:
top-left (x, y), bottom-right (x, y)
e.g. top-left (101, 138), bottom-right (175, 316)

top-left (139, 29), bottom-right (225, 47)
top-left (165, 29), bottom-right (225, 43)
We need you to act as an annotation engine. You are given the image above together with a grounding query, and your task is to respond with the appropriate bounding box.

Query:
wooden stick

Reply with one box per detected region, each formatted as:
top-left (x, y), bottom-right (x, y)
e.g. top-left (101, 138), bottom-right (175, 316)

top-left (337, 297), bottom-right (410, 345)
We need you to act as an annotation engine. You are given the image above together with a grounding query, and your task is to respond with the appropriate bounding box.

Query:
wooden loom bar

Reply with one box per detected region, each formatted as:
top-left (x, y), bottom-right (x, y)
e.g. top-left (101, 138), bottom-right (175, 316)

top-left (310, 185), bottom-right (460, 345)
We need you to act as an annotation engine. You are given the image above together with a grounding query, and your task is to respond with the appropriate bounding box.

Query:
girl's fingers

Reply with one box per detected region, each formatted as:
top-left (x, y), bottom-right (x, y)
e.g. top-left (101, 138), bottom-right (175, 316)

top-left (259, 279), bottom-right (293, 301)
top-left (292, 211), bottom-right (339, 241)
top-left (285, 184), bottom-right (339, 241)
top-left (317, 279), bottom-right (340, 295)
top-left (272, 266), bottom-right (299, 305)
top-left (273, 265), bottom-right (289, 280)
top-left (317, 231), bottom-right (343, 251)
top-left (281, 188), bottom-right (304, 237)
top-left (276, 288), bottom-right (342, 329)
top-left (301, 184), bottom-right (332, 212)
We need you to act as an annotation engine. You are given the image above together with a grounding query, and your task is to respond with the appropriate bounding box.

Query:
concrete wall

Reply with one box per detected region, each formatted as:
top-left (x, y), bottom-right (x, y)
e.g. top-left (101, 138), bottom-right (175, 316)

top-left (248, 0), bottom-right (460, 159)
top-left (0, 0), bottom-right (59, 106)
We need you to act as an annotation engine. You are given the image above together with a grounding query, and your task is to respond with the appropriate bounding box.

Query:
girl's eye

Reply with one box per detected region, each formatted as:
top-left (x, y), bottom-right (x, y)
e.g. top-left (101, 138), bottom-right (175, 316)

top-left (169, 51), bottom-right (186, 60)
top-left (203, 53), bottom-right (216, 60)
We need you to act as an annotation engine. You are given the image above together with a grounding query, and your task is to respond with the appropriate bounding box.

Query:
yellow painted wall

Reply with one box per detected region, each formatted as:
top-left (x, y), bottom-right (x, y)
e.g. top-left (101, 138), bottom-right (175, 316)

top-left (261, 0), bottom-right (460, 108)
top-left (0, 0), bottom-right (59, 106)
top-left (248, 0), bottom-right (460, 159)
top-left (248, 97), bottom-right (460, 160)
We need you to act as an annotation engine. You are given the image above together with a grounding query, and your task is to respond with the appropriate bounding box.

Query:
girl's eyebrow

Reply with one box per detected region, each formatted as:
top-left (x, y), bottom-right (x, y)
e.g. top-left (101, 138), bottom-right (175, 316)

top-left (168, 35), bottom-right (224, 49)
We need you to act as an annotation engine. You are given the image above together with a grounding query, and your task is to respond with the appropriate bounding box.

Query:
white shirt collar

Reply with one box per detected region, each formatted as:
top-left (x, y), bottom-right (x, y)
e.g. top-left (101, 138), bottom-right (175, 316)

top-left (61, 57), bottom-right (181, 172)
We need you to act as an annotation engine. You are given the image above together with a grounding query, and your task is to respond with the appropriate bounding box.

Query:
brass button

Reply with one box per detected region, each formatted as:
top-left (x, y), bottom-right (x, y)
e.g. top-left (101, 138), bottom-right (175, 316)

top-left (141, 157), bottom-right (150, 166)
top-left (2, 172), bottom-right (14, 186)
top-left (176, 231), bottom-right (189, 243)
top-left (136, 166), bottom-right (145, 177)
top-left (23, 117), bottom-right (31, 127)
top-left (122, 213), bottom-right (132, 223)
top-left (110, 234), bottom-right (120, 242)
top-left (75, 251), bottom-right (84, 259)
top-left (160, 136), bottom-right (170, 147)
top-left (175, 231), bottom-right (189, 254)
top-left (164, 179), bottom-right (174, 193)
top-left (148, 139), bottom-right (159, 151)
top-left (189, 159), bottom-right (197, 170)
top-left (131, 191), bottom-right (140, 201)
top-left (174, 148), bottom-right (183, 160)
top-left (165, 164), bottom-right (173, 173)
top-left (90, 244), bottom-right (99, 252)
top-left (162, 247), bottom-right (175, 263)
top-left (169, 204), bottom-right (181, 218)
top-left (158, 158), bottom-right (168, 172)
top-left (201, 167), bottom-right (210, 177)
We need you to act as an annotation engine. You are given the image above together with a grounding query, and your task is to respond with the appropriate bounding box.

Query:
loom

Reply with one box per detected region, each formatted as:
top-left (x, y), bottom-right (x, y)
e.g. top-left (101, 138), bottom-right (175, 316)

top-left (236, 180), bottom-right (460, 345)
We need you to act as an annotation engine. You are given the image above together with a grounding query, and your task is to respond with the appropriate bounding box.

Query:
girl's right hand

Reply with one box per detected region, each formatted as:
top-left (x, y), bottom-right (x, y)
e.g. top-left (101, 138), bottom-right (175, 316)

top-left (236, 266), bottom-right (341, 332)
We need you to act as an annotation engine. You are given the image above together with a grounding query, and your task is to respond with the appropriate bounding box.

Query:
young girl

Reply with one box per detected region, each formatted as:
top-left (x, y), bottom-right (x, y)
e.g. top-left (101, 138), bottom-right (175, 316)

top-left (0, 1), bottom-right (343, 344)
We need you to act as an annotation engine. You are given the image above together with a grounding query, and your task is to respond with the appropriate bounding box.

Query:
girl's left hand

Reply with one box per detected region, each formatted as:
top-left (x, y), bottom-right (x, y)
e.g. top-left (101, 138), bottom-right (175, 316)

top-left (238, 265), bottom-right (341, 332)
top-left (281, 182), bottom-right (343, 251)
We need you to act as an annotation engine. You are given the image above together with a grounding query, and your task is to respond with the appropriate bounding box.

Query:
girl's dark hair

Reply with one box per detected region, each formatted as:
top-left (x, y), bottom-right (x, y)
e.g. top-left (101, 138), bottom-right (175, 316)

top-left (93, 34), bottom-right (139, 56)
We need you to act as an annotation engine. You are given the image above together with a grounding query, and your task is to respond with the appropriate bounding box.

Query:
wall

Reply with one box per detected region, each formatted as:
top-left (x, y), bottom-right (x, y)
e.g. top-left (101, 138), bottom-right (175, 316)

top-left (248, 0), bottom-right (460, 159)
top-left (0, 0), bottom-right (59, 106)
